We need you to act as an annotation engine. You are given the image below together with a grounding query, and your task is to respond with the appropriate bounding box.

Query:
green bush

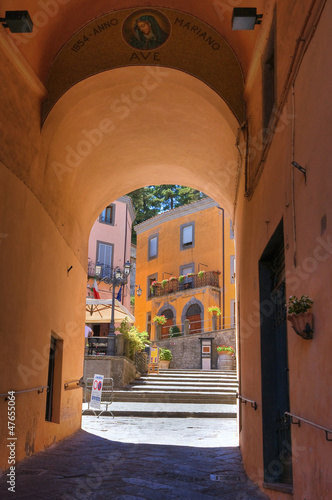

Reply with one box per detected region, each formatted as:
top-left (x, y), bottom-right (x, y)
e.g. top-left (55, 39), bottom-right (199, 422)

top-left (169, 326), bottom-right (181, 337)
top-left (117, 317), bottom-right (150, 358)
top-left (160, 348), bottom-right (172, 361)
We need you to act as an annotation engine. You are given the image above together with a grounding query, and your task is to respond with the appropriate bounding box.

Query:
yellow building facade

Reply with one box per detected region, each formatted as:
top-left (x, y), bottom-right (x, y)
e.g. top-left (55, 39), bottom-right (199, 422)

top-left (134, 198), bottom-right (235, 339)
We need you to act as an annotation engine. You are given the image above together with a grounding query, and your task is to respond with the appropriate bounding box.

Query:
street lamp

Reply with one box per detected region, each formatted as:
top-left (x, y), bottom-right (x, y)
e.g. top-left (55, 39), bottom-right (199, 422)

top-left (95, 260), bottom-right (132, 356)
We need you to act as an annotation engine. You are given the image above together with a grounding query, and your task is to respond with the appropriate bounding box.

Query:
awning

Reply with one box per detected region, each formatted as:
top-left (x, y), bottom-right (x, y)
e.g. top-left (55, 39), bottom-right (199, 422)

top-left (85, 298), bottom-right (135, 324)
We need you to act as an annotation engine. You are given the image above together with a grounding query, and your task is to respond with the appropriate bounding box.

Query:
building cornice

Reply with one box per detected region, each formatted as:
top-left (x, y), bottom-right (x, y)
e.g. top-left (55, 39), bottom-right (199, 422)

top-left (118, 196), bottom-right (136, 222)
top-left (134, 197), bottom-right (218, 234)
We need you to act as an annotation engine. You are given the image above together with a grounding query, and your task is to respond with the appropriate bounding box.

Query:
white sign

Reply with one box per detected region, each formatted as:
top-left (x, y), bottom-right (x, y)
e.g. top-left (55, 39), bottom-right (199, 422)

top-left (90, 374), bottom-right (104, 409)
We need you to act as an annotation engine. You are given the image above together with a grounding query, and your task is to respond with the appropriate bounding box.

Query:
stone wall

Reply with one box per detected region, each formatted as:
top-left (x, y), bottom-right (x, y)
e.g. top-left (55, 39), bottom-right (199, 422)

top-left (83, 356), bottom-right (139, 389)
top-left (155, 329), bottom-right (236, 370)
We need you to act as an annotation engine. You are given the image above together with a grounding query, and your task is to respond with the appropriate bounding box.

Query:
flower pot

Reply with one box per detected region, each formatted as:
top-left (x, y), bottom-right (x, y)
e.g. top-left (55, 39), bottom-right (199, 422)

top-left (287, 312), bottom-right (314, 339)
top-left (217, 354), bottom-right (234, 370)
top-left (159, 360), bottom-right (170, 369)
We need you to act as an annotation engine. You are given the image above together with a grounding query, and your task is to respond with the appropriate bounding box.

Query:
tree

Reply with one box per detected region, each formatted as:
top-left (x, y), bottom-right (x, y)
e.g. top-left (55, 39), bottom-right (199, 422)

top-left (127, 185), bottom-right (206, 243)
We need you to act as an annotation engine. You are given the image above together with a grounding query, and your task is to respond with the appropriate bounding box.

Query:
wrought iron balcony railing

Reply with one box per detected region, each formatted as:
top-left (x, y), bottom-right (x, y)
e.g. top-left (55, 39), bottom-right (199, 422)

top-left (151, 271), bottom-right (220, 298)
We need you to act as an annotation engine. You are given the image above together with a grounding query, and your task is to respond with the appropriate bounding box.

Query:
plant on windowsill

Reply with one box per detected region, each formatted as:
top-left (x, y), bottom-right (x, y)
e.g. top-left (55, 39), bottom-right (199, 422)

top-left (150, 281), bottom-right (160, 294)
top-left (208, 306), bottom-right (221, 316)
top-left (286, 295), bottom-right (314, 339)
top-left (217, 345), bottom-right (235, 356)
top-left (153, 315), bottom-right (167, 325)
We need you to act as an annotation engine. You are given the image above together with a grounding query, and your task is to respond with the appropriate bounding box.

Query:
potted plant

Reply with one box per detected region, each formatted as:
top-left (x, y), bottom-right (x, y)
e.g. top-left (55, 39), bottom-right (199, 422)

top-left (217, 345), bottom-right (235, 370)
top-left (169, 325), bottom-right (181, 337)
top-left (198, 270), bottom-right (206, 278)
top-left (159, 348), bottom-right (172, 369)
top-left (286, 295), bottom-right (314, 339)
top-left (217, 345), bottom-right (235, 355)
top-left (208, 306), bottom-right (221, 316)
top-left (178, 275), bottom-right (185, 283)
top-left (161, 279), bottom-right (168, 288)
top-left (153, 315), bottom-right (167, 325)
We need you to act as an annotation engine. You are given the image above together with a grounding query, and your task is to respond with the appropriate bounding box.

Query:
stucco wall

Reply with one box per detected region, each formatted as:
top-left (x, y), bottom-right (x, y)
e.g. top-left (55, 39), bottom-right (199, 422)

top-left (0, 164), bottom-right (86, 470)
top-left (236, 1), bottom-right (332, 498)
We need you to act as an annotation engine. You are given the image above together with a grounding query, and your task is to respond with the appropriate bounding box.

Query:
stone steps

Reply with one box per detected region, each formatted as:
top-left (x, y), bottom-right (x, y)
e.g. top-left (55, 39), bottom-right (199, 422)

top-left (113, 369), bottom-right (238, 405)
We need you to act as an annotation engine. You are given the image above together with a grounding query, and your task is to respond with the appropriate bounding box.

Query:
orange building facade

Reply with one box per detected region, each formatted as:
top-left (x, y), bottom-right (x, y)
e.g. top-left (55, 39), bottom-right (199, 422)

top-left (0, 1), bottom-right (332, 497)
top-left (134, 198), bottom-right (235, 339)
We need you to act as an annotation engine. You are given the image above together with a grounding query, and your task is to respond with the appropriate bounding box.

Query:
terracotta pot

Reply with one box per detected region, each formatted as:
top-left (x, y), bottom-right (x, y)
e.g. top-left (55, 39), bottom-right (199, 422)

top-left (217, 354), bottom-right (234, 370)
top-left (287, 312), bottom-right (314, 339)
top-left (159, 360), bottom-right (170, 369)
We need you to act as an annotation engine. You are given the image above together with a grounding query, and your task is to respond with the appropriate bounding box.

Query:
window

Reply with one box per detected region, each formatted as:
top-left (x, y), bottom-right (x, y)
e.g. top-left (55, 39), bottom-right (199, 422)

top-left (148, 234), bottom-right (158, 260)
top-left (180, 263), bottom-right (194, 275)
top-left (97, 241), bottom-right (113, 278)
top-left (99, 204), bottom-right (115, 225)
top-left (180, 222), bottom-right (195, 250)
top-left (147, 273), bottom-right (158, 299)
top-left (230, 255), bottom-right (235, 284)
top-left (230, 222), bottom-right (234, 239)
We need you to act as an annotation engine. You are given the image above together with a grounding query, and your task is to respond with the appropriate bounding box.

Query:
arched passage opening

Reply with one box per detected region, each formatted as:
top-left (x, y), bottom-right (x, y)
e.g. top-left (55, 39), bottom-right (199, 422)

top-left (39, 66), bottom-right (241, 266)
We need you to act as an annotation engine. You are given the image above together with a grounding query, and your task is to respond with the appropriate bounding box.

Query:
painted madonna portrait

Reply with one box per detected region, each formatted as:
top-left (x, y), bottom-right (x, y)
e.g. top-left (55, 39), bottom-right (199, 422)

top-left (123, 10), bottom-right (170, 51)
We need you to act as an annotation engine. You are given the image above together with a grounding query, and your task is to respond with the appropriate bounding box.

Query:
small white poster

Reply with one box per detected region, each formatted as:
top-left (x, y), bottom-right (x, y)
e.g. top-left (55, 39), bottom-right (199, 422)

top-left (90, 374), bottom-right (104, 410)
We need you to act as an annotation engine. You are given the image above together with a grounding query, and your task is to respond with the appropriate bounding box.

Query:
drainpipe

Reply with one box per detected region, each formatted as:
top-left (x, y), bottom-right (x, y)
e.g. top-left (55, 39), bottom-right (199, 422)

top-left (123, 203), bottom-right (128, 305)
top-left (218, 207), bottom-right (225, 329)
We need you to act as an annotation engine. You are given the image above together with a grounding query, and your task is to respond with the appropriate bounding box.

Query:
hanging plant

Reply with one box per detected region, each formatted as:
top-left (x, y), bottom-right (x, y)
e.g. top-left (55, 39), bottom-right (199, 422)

top-left (286, 295), bottom-right (314, 339)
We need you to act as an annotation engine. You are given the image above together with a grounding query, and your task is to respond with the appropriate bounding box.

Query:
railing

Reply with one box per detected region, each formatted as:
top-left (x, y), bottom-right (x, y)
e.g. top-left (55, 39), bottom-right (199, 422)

top-left (64, 379), bottom-right (85, 390)
top-left (236, 393), bottom-right (257, 410)
top-left (0, 386), bottom-right (48, 401)
top-left (157, 315), bottom-right (235, 339)
top-left (85, 336), bottom-right (108, 355)
top-left (151, 271), bottom-right (220, 298)
top-left (284, 412), bottom-right (332, 441)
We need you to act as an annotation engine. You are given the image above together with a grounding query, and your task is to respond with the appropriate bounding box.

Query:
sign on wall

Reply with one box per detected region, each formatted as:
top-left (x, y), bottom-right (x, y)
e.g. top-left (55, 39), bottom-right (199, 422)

top-left (44, 8), bottom-right (244, 122)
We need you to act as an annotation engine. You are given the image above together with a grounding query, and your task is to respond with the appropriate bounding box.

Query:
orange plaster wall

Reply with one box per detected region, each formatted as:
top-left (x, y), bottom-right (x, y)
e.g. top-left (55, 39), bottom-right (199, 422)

top-left (0, 164), bottom-right (86, 470)
top-left (236, 1), bottom-right (332, 497)
top-left (135, 202), bottom-right (235, 336)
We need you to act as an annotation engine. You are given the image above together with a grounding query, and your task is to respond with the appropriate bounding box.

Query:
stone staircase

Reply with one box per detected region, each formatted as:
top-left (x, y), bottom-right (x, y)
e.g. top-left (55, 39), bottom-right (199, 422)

top-left (113, 369), bottom-right (238, 405)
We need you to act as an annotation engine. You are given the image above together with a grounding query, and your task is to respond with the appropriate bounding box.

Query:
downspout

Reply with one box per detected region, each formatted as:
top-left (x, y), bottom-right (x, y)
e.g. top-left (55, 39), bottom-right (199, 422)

top-left (218, 207), bottom-right (225, 330)
top-left (123, 203), bottom-right (128, 305)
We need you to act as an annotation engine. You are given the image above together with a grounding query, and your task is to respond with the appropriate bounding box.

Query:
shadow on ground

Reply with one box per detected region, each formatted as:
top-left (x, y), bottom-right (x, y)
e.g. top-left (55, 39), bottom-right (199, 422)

top-left (0, 429), bottom-right (268, 500)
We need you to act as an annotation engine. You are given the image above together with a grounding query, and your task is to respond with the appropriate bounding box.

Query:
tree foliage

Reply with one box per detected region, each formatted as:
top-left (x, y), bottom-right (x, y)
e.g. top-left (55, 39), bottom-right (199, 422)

top-left (127, 185), bottom-right (205, 243)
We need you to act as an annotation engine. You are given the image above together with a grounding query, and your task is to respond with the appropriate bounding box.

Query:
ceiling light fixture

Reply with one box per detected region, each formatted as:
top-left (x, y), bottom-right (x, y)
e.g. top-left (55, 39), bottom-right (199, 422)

top-left (232, 8), bottom-right (263, 30)
top-left (0, 11), bottom-right (33, 33)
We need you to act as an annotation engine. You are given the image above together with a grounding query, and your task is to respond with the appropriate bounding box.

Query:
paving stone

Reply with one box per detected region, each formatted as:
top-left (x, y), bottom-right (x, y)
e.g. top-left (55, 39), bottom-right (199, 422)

top-left (0, 417), bottom-right (268, 499)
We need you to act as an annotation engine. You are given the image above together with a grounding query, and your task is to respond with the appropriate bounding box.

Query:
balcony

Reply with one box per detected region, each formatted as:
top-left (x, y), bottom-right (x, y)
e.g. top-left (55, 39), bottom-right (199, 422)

top-left (151, 271), bottom-right (220, 298)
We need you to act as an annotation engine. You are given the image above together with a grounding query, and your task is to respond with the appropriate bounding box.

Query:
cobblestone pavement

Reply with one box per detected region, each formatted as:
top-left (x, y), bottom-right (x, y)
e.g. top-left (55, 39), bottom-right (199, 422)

top-left (0, 417), bottom-right (269, 500)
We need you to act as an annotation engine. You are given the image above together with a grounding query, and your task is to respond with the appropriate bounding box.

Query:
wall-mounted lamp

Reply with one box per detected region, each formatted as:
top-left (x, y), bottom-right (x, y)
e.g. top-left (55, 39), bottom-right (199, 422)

top-left (232, 8), bottom-right (263, 30)
top-left (0, 11), bottom-right (33, 33)
top-left (291, 161), bottom-right (307, 182)
top-left (136, 285), bottom-right (142, 297)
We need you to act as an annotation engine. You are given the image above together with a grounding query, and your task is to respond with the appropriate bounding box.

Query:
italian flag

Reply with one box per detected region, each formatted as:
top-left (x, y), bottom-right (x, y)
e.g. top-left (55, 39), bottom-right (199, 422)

top-left (91, 279), bottom-right (101, 299)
